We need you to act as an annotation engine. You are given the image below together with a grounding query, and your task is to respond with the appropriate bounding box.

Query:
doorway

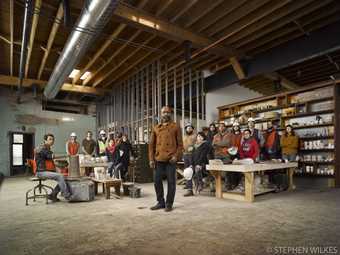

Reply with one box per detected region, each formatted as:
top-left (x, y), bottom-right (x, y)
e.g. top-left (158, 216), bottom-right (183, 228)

top-left (9, 132), bottom-right (35, 176)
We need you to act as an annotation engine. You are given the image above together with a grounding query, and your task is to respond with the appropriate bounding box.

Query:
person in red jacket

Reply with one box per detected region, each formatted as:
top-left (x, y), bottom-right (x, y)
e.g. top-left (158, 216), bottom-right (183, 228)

top-left (239, 129), bottom-right (259, 161)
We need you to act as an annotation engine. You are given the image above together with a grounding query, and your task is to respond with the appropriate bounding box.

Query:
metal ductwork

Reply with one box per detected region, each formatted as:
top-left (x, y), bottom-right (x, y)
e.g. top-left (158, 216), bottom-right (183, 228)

top-left (44, 0), bottom-right (118, 99)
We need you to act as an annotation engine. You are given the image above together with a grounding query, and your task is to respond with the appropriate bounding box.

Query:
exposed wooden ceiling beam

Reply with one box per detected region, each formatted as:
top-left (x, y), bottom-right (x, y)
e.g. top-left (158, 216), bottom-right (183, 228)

top-left (113, 3), bottom-right (235, 57)
top-left (96, 35), bottom-right (158, 88)
top-left (109, 41), bottom-right (175, 85)
top-left (208, 0), bottom-right (283, 37)
top-left (264, 72), bottom-right (299, 90)
top-left (37, 3), bottom-right (63, 80)
top-left (237, 0), bottom-right (334, 50)
top-left (155, 0), bottom-right (174, 16)
top-left (10, 0), bottom-right (14, 76)
top-left (229, 57), bottom-right (246, 80)
top-left (225, 0), bottom-right (316, 45)
top-left (25, 0), bottom-right (42, 78)
top-left (83, 30), bottom-right (143, 86)
top-left (170, 0), bottom-right (199, 23)
top-left (184, 0), bottom-right (224, 28)
top-left (0, 75), bottom-right (108, 96)
top-left (196, 0), bottom-right (248, 33)
top-left (73, 0), bottom-right (150, 84)
top-left (73, 24), bottom-right (126, 84)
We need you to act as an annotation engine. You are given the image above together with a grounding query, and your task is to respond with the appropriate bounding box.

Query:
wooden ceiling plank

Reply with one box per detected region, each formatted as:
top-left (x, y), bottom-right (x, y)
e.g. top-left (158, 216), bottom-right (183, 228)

top-left (109, 40), bottom-right (174, 85)
top-left (170, 0), bottom-right (199, 23)
top-left (209, 0), bottom-right (291, 47)
top-left (155, 0), bottom-right (174, 17)
top-left (97, 35), bottom-right (158, 88)
top-left (184, 0), bottom-right (224, 28)
top-left (0, 75), bottom-right (108, 95)
top-left (83, 30), bottom-right (143, 86)
top-left (244, 8), bottom-right (340, 56)
top-left (196, 0), bottom-right (248, 33)
top-left (207, 0), bottom-right (275, 37)
top-left (225, 0), bottom-right (315, 45)
top-left (25, 0), bottom-right (42, 78)
top-left (37, 3), bottom-right (63, 80)
top-left (236, 0), bottom-right (334, 49)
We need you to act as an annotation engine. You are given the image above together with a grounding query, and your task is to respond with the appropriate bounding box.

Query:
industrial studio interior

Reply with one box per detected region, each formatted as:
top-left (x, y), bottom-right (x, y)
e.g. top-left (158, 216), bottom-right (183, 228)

top-left (0, 1), bottom-right (340, 255)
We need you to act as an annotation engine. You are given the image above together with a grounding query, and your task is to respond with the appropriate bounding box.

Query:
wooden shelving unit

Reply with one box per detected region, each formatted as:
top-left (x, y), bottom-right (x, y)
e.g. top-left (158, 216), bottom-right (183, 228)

top-left (217, 81), bottom-right (339, 187)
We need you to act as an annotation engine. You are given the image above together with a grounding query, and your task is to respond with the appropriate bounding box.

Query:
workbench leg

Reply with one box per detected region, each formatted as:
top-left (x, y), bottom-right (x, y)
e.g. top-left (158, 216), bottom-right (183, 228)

top-left (105, 183), bottom-right (110, 199)
top-left (214, 171), bottom-right (223, 199)
top-left (102, 183), bottom-right (105, 194)
top-left (245, 172), bottom-right (254, 202)
top-left (94, 182), bottom-right (98, 195)
top-left (80, 167), bottom-right (85, 177)
top-left (287, 168), bottom-right (296, 191)
top-left (114, 182), bottom-right (121, 196)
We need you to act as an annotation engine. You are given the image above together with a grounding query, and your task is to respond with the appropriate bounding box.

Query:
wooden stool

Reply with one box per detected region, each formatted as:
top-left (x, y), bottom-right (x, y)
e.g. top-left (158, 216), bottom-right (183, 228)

top-left (25, 177), bottom-right (54, 206)
top-left (92, 179), bottom-right (122, 199)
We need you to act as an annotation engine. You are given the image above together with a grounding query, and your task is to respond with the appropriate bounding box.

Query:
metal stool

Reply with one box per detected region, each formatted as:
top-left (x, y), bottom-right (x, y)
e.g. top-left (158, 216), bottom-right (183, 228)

top-left (25, 177), bottom-right (54, 205)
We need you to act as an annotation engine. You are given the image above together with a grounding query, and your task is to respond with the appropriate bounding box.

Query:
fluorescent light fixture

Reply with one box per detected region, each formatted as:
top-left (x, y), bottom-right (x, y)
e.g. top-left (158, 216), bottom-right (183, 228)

top-left (61, 117), bottom-right (75, 122)
top-left (69, 69), bottom-right (80, 79)
top-left (80, 71), bottom-right (91, 80)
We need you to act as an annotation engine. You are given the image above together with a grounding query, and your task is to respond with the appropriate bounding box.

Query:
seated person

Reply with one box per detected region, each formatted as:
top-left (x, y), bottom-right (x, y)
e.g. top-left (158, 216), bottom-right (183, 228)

top-left (239, 129), bottom-right (260, 161)
top-left (184, 132), bottom-right (212, 196)
top-left (35, 134), bottom-right (72, 202)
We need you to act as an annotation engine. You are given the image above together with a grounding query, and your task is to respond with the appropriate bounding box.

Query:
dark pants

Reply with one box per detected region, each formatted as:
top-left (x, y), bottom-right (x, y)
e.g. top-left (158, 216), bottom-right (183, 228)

top-left (154, 161), bottom-right (176, 207)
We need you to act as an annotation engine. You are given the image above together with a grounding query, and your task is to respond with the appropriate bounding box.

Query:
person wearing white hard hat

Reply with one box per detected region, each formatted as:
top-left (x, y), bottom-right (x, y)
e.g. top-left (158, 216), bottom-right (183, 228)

top-left (66, 132), bottom-right (80, 156)
top-left (96, 129), bottom-right (108, 156)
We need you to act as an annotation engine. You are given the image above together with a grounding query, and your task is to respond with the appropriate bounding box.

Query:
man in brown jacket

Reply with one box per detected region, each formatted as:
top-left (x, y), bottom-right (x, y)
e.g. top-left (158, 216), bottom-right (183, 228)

top-left (149, 106), bottom-right (183, 212)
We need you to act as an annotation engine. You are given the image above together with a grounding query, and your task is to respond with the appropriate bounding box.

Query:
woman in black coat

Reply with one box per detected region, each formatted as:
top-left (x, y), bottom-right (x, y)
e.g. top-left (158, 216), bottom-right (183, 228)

top-left (184, 132), bottom-right (212, 196)
top-left (114, 134), bottom-right (134, 181)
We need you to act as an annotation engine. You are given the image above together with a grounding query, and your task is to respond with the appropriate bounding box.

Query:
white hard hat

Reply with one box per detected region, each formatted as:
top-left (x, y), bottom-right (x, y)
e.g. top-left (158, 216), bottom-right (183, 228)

top-left (228, 146), bottom-right (238, 156)
top-left (183, 167), bottom-right (193, 180)
top-left (99, 130), bottom-right (106, 135)
top-left (232, 122), bottom-right (240, 127)
top-left (247, 117), bottom-right (255, 122)
top-left (70, 132), bottom-right (77, 137)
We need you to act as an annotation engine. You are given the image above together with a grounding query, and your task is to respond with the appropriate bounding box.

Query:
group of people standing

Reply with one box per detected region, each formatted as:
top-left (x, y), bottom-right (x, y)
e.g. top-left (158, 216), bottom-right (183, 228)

top-left (148, 107), bottom-right (299, 211)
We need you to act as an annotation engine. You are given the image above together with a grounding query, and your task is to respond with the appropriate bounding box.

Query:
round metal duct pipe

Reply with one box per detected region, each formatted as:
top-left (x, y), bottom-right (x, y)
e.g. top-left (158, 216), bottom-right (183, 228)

top-left (44, 0), bottom-right (118, 99)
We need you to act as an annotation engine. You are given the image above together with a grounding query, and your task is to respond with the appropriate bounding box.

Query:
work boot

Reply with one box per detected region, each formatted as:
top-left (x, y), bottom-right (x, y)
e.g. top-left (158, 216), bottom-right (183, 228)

top-left (150, 203), bottom-right (165, 210)
top-left (48, 194), bottom-right (60, 202)
top-left (183, 190), bottom-right (194, 197)
top-left (164, 205), bottom-right (173, 212)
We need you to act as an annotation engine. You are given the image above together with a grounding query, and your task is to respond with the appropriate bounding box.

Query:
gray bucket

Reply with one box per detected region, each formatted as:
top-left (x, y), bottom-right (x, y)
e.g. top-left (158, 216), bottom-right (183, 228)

top-left (122, 182), bottom-right (134, 196)
top-left (128, 186), bottom-right (141, 198)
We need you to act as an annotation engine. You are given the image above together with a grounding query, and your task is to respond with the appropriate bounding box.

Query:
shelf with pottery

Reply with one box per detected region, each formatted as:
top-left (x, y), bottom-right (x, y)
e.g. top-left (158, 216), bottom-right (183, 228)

top-left (218, 80), bottom-right (339, 186)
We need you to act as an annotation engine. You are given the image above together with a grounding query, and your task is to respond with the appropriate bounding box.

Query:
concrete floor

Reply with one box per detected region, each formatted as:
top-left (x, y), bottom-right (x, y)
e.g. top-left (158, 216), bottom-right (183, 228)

top-left (0, 177), bottom-right (339, 255)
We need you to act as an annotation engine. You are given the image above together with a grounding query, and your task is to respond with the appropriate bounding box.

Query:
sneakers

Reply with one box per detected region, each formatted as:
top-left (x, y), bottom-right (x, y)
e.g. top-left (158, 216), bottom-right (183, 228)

top-left (183, 190), bottom-right (194, 197)
top-left (150, 203), bottom-right (165, 210)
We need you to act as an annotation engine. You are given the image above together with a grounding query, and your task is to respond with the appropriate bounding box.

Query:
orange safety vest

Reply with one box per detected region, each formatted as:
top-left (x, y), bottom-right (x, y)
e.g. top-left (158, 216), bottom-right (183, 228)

top-left (68, 142), bottom-right (80, 155)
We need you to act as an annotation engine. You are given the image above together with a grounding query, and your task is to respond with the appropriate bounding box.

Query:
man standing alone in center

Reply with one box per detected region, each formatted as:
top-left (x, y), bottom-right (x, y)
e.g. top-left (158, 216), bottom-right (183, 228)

top-left (149, 106), bottom-right (183, 212)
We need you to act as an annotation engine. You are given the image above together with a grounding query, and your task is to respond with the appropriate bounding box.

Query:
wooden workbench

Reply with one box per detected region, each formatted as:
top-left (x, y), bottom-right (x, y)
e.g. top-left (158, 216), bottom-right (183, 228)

top-left (206, 162), bottom-right (298, 202)
top-left (79, 162), bottom-right (109, 176)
